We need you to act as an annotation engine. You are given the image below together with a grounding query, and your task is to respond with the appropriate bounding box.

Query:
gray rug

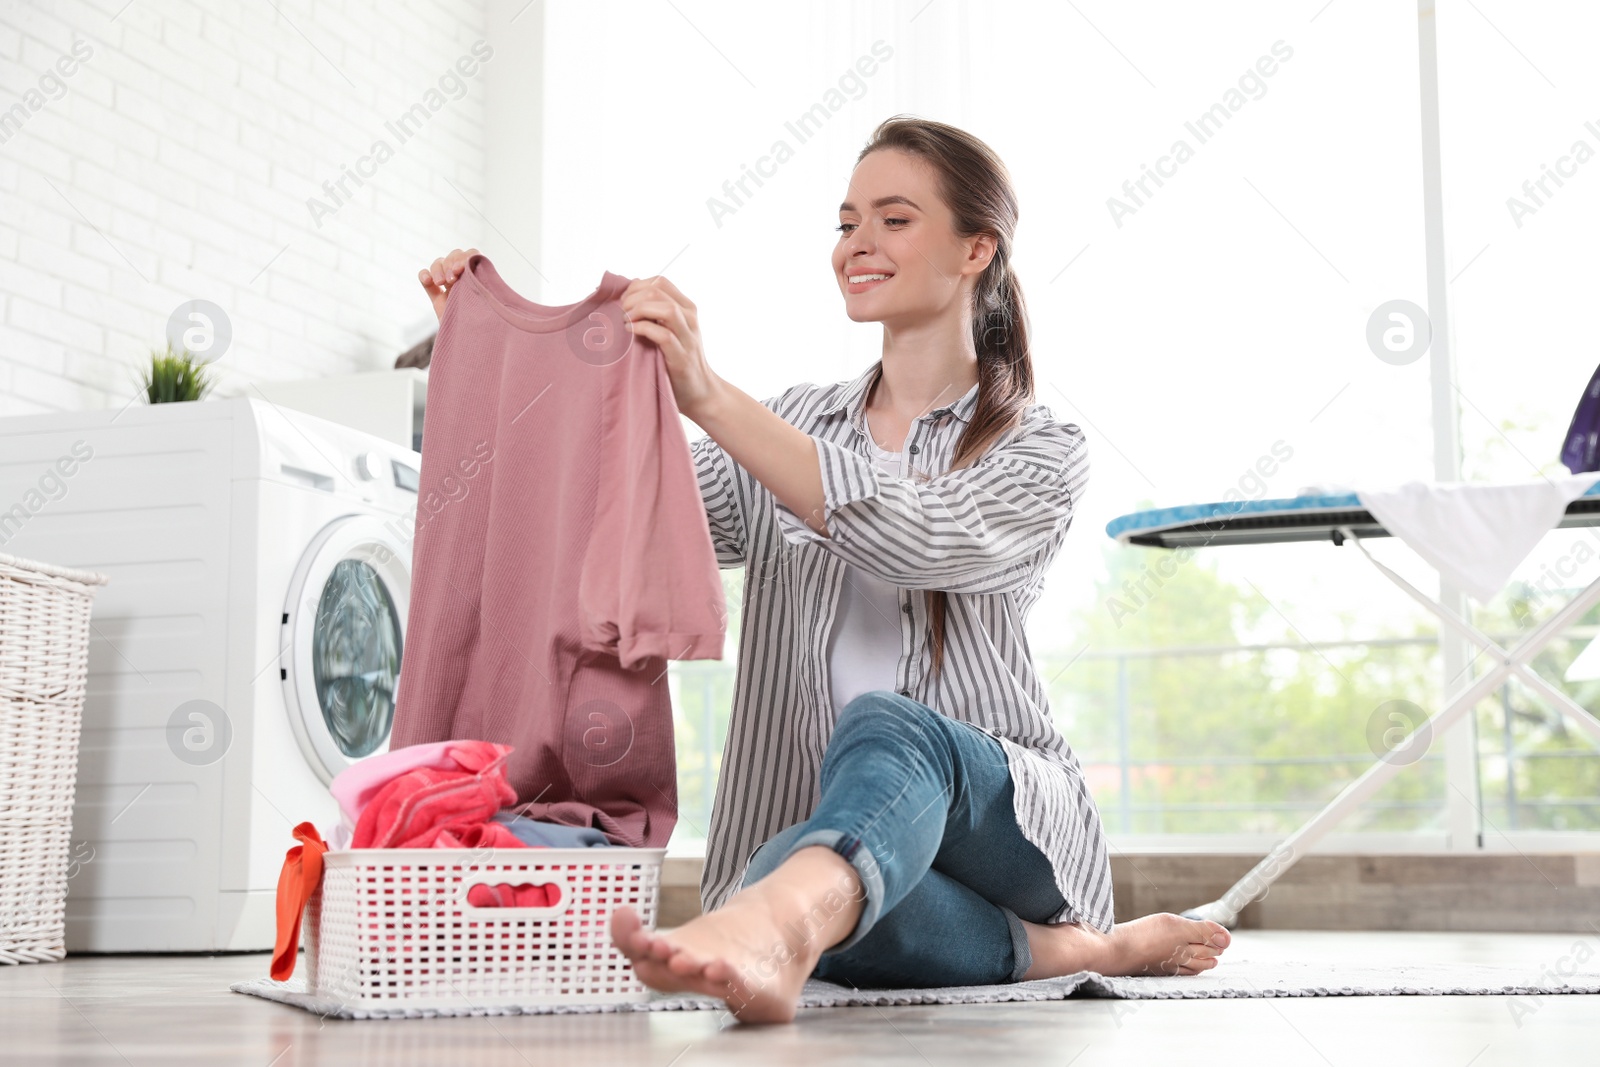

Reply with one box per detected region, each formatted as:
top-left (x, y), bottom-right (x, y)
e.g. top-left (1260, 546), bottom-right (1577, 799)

top-left (232, 956), bottom-right (1600, 1019)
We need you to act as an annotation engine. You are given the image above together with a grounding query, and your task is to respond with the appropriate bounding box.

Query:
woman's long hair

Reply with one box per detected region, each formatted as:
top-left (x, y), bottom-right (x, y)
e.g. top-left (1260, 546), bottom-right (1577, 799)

top-left (853, 116), bottom-right (1035, 681)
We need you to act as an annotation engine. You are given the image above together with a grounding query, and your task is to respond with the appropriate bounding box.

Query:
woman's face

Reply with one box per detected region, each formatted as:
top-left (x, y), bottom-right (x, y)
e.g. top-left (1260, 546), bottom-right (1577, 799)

top-left (833, 148), bottom-right (991, 326)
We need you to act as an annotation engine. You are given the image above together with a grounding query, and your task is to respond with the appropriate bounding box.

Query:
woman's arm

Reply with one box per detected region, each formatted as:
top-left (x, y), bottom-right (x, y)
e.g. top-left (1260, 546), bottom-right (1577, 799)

top-left (622, 275), bottom-right (1088, 591)
top-left (774, 415), bottom-right (1088, 594)
top-left (422, 263), bottom-right (1081, 591)
top-left (692, 433), bottom-right (752, 565)
top-left (689, 381), bottom-right (829, 536)
top-left (622, 276), bottom-right (831, 536)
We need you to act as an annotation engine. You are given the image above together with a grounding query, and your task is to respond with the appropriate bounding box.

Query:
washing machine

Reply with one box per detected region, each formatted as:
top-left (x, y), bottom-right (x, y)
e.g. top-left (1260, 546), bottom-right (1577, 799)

top-left (0, 396), bottom-right (418, 951)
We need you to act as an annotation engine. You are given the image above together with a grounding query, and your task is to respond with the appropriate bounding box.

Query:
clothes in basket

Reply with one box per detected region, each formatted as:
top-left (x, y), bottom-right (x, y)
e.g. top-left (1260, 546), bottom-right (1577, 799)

top-left (272, 742), bottom-right (616, 981)
top-left (349, 740), bottom-right (518, 849)
top-left (491, 810), bottom-right (613, 848)
top-left (327, 739), bottom-right (615, 849)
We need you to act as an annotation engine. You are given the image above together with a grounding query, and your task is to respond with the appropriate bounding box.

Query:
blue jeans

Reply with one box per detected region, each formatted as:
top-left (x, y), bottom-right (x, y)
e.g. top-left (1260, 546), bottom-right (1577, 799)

top-left (738, 691), bottom-right (1069, 988)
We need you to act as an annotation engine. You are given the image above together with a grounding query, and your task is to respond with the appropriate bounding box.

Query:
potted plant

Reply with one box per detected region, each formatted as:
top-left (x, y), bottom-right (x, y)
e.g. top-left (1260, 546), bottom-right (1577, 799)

top-left (137, 344), bottom-right (216, 404)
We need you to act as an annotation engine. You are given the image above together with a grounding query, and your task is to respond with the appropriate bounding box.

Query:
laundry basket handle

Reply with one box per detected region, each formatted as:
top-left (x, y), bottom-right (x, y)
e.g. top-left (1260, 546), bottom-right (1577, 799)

top-left (457, 875), bottom-right (571, 919)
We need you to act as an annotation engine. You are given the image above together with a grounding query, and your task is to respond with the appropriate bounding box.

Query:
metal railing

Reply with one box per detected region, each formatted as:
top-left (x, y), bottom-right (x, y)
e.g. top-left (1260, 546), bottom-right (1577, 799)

top-left (669, 630), bottom-right (1600, 840)
top-left (1069, 633), bottom-right (1600, 834)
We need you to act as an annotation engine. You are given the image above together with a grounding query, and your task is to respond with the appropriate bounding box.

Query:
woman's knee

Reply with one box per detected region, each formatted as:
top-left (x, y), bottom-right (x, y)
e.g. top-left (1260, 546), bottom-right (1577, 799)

top-left (834, 689), bottom-right (940, 740)
top-left (825, 690), bottom-right (947, 770)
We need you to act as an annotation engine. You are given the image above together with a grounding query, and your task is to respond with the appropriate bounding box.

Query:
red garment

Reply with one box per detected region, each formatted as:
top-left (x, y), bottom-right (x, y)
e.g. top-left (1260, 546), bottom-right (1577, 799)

top-left (271, 822), bottom-right (328, 981)
top-left (434, 820), bottom-right (527, 850)
top-left (391, 256), bottom-right (726, 847)
top-left (350, 740), bottom-right (518, 849)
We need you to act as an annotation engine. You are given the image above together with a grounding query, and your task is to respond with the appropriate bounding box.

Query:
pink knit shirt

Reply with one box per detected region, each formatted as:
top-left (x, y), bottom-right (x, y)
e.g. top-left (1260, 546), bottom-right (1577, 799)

top-left (389, 255), bottom-right (725, 847)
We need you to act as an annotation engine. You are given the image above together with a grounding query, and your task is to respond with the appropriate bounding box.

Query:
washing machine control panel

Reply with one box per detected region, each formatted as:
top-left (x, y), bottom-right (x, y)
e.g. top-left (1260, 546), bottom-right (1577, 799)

top-left (354, 451), bottom-right (384, 480)
top-left (390, 458), bottom-right (419, 493)
top-left (353, 451), bottom-right (418, 496)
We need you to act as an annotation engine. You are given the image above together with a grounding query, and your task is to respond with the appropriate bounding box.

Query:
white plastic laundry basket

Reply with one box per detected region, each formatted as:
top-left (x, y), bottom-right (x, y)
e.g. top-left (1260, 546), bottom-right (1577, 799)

top-left (304, 846), bottom-right (665, 1010)
top-left (0, 552), bottom-right (109, 965)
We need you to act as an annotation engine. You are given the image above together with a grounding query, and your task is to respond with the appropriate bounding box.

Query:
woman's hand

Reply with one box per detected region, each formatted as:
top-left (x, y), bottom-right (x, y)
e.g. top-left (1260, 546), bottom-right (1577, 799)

top-left (418, 248), bottom-right (480, 321)
top-left (621, 276), bottom-right (724, 423)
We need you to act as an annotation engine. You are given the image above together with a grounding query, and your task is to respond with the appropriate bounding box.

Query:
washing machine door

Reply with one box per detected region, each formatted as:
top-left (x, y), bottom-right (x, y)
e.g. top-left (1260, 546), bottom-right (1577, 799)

top-left (283, 514), bottom-right (410, 786)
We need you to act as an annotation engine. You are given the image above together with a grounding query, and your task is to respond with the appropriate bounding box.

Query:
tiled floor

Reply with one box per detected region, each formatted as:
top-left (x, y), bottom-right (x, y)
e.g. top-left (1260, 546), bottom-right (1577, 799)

top-left (1, 931), bottom-right (1595, 1066)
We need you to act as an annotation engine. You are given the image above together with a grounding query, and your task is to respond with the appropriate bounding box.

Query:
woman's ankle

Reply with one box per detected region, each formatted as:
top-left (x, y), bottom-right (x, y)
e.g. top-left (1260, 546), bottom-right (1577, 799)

top-left (756, 846), bottom-right (868, 956)
top-left (1020, 920), bottom-right (1113, 980)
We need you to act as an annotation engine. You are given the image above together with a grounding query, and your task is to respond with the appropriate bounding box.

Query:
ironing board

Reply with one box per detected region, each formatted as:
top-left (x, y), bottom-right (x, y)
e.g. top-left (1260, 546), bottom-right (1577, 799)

top-left (1104, 483), bottom-right (1600, 927)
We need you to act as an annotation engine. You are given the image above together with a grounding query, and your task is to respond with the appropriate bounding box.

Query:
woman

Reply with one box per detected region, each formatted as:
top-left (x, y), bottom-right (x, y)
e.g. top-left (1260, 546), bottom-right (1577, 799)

top-left (419, 115), bottom-right (1229, 1024)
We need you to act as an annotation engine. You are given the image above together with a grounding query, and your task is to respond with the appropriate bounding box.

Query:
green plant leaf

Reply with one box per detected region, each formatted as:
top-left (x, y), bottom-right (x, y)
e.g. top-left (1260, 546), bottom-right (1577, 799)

top-left (138, 344), bottom-right (216, 404)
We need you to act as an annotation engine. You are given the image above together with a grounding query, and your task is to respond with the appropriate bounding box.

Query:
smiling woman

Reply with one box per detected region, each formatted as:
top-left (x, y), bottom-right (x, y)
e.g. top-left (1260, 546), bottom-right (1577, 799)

top-left (431, 113), bottom-right (1231, 1022)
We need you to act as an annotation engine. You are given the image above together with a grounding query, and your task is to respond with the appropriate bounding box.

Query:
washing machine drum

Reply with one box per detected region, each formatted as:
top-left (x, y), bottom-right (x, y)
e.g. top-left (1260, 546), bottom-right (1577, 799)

top-left (283, 514), bottom-right (411, 786)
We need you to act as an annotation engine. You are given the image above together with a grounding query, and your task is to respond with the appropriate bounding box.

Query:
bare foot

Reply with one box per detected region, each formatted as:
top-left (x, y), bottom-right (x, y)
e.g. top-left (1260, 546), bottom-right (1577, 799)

top-left (610, 848), bottom-right (862, 1024)
top-left (1022, 912), bottom-right (1232, 979)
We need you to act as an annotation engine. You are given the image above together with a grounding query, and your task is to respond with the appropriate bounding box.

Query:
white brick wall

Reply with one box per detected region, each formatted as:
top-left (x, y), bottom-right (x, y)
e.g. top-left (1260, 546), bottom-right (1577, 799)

top-left (0, 0), bottom-right (490, 415)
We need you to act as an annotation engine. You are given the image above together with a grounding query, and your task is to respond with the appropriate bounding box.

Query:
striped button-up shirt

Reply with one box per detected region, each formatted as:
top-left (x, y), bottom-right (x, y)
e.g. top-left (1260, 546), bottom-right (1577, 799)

top-left (692, 359), bottom-right (1114, 930)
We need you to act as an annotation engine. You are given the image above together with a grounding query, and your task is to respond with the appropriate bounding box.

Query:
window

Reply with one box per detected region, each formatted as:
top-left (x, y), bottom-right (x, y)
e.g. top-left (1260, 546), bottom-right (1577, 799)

top-left (1436, 2), bottom-right (1600, 835)
top-left (532, 1), bottom-right (1597, 855)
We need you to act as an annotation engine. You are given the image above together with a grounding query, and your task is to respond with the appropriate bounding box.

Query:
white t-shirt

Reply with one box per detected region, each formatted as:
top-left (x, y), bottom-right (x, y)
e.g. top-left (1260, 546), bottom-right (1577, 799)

top-left (826, 415), bottom-right (908, 714)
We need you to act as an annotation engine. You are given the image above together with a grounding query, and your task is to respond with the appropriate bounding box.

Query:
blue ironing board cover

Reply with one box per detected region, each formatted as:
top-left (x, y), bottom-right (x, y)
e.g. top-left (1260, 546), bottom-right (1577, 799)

top-left (1106, 481), bottom-right (1600, 547)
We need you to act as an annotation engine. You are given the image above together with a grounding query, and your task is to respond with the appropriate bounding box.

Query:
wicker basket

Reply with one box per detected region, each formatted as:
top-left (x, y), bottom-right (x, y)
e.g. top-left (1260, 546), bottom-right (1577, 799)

top-left (0, 552), bottom-right (109, 965)
top-left (304, 846), bottom-right (665, 1010)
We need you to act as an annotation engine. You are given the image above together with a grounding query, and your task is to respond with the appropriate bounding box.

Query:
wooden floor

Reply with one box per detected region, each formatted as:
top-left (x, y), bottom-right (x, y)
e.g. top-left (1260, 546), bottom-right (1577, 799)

top-left (1, 931), bottom-right (1595, 1066)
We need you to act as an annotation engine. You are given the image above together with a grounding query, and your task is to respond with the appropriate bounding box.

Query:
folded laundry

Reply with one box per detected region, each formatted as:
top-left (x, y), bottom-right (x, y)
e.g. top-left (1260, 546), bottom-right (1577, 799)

top-left (349, 740), bottom-right (520, 849)
top-left (491, 810), bottom-right (613, 848)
